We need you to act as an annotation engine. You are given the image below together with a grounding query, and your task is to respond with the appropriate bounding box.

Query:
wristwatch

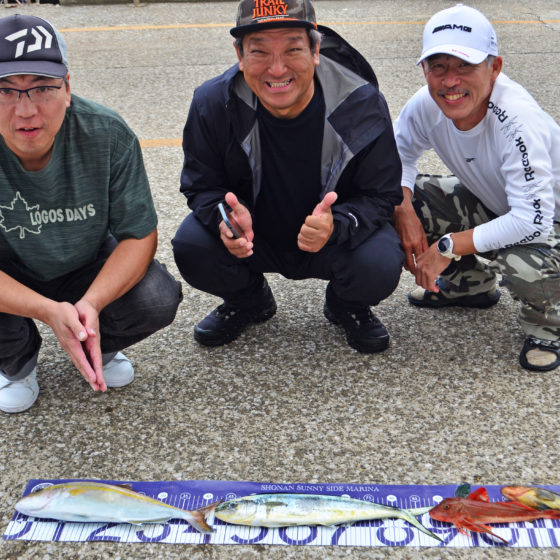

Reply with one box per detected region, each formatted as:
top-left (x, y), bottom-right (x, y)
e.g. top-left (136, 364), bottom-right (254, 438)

top-left (437, 234), bottom-right (461, 260)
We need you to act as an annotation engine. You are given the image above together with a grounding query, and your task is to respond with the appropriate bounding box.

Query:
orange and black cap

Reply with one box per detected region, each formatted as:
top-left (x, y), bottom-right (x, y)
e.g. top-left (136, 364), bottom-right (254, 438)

top-left (230, 0), bottom-right (318, 38)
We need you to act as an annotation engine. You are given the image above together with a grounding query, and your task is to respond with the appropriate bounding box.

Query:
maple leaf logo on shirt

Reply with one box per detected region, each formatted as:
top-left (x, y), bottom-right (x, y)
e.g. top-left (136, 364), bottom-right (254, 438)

top-left (0, 192), bottom-right (41, 239)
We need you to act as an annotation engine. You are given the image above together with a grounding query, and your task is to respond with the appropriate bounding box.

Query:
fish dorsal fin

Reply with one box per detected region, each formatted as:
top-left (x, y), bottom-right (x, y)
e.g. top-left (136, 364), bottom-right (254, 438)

top-left (467, 487), bottom-right (490, 502)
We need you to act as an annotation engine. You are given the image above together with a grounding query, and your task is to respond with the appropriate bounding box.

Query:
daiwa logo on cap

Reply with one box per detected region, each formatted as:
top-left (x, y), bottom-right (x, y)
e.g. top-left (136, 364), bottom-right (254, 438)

top-left (0, 15), bottom-right (68, 78)
top-left (252, 0), bottom-right (289, 20)
top-left (5, 25), bottom-right (53, 59)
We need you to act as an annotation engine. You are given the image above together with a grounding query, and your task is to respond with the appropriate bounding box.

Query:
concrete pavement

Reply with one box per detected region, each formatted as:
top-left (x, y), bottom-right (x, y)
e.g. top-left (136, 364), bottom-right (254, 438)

top-left (0, 1), bottom-right (559, 558)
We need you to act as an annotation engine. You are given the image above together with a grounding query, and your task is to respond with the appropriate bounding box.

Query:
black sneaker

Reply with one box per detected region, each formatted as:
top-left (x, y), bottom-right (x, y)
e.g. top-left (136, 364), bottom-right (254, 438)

top-left (194, 282), bottom-right (277, 346)
top-left (323, 289), bottom-right (389, 353)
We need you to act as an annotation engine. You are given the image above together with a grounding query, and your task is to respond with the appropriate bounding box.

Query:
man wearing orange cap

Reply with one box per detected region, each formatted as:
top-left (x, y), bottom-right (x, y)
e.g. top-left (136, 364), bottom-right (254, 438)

top-left (173, 0), bottom-right (404, 354)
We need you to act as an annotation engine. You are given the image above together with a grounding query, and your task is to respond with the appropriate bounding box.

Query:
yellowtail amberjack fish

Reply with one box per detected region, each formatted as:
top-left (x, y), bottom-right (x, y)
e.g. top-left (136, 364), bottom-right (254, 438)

top-left (15, 481), bottom-right (216, 533)
top-left (213, 493), bottom-right (442, 541)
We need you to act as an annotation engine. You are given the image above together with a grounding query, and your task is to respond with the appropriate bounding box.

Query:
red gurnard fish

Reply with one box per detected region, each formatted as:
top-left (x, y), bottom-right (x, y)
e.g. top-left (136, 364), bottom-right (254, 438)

top-left (429, 487), bottom-right (560, 544)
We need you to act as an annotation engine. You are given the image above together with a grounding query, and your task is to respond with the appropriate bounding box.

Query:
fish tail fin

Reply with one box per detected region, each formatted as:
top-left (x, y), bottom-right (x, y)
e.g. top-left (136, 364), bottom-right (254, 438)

top-left (400, 509), bottom-right (443, 543)
top-left (186, 500), bottom-right (222, 534)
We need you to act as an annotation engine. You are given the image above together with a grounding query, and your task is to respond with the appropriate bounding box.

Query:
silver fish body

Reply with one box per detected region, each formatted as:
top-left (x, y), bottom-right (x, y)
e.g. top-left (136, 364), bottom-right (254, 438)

top-left (214, 493), bottom-right (440, 541)
top-left (15, 481), bottom-right (214, 533)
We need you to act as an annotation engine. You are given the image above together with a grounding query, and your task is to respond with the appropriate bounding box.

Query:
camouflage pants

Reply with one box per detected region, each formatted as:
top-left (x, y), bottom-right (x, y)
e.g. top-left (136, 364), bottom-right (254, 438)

top-left (413, 174), bottom-right (560, 340)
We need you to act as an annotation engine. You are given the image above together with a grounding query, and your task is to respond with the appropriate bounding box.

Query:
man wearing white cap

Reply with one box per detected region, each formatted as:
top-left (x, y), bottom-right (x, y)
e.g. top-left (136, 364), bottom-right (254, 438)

top-left (393, 4), bottom-right (560, 372)
top-left (0, 15), bottom-right (182, 412)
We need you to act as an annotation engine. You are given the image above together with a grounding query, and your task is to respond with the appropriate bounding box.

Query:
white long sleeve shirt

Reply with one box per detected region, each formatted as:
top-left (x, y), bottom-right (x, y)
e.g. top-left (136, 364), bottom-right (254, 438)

top-left (394, 73), bottom-right (560, 252)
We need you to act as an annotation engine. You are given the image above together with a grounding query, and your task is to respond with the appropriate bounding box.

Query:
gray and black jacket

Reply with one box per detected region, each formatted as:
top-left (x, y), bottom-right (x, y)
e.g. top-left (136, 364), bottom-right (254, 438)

top-left (180, 26), bottom-right (403, 249)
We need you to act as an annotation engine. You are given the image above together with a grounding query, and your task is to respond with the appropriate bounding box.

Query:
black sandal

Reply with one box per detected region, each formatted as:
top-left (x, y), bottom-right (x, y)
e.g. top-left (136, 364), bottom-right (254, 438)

top-left (519, 336), bottom-right (560, 372)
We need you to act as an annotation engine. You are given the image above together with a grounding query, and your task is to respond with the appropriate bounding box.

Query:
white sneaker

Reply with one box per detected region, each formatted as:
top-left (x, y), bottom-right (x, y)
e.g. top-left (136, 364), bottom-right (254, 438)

top-left (0, 368), bottom-right (39, 413)
top-left (103, 352), bottom-right (134, 388)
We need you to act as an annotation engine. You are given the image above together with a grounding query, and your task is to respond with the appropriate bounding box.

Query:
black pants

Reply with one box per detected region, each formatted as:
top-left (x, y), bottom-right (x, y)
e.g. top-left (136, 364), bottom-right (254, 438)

top-left (172, 214), bottom-right (403, 307)
top-left (0, 237), bottom-right (183, 380)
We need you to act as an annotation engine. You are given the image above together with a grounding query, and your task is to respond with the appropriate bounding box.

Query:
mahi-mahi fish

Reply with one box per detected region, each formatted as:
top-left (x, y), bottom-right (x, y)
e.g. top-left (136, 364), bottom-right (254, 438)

top-left (213, 492), bottom-right (442, 541)
top-left (15, 481), bottom-right (216, 533)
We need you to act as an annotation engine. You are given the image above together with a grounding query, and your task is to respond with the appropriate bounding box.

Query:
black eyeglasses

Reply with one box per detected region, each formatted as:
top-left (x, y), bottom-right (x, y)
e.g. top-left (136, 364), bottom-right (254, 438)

top-left (0, 81), bottom-right (64, 106)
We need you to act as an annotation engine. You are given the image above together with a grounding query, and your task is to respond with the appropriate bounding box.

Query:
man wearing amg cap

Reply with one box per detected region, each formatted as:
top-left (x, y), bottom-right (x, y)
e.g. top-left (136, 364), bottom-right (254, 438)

top-left (172, 0), bottom-right (404, 353)
top-left (0, 15), bottom-right (182, 412)
top-left (393, 5), bottom-right (560, 372)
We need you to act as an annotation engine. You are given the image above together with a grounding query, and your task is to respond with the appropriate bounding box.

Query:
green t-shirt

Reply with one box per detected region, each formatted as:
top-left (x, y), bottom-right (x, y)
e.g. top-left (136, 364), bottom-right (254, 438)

top-left (0, 95), bottom-right (157, 281)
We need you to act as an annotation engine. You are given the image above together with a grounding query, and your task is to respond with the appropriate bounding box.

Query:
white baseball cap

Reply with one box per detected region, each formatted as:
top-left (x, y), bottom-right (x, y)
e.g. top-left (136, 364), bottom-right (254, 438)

top-left (417, 4), bottom-right (498, 65)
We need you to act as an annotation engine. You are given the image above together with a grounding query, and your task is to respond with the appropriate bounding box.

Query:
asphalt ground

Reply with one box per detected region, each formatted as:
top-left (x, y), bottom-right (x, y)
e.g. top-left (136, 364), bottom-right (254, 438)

top-left (0, 1), bottom-right (559, 559)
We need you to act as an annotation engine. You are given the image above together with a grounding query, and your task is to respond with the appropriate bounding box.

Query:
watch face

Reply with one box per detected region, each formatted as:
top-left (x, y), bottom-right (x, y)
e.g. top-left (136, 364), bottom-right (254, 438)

top-left (438, 236), bottom-right (451, 253)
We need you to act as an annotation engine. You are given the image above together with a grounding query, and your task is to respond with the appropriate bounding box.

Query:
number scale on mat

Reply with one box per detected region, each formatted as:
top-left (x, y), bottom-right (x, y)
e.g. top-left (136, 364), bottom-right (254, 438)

top-left (4, 480), bottom-right (560, 547)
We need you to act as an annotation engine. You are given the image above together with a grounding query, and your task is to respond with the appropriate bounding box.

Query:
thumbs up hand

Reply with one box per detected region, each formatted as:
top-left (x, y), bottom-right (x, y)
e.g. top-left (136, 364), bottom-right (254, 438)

top-left (297, 191), bottom-right (338, 253)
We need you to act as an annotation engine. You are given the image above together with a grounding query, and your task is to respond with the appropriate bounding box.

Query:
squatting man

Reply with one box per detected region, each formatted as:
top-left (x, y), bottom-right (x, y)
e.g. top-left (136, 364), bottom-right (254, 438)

top-left (393, 4), bottom-right (560, 372)
top-left (172, 0), bottom-right (404, 354)
top-left (0, 15), bottom-right (182, 413)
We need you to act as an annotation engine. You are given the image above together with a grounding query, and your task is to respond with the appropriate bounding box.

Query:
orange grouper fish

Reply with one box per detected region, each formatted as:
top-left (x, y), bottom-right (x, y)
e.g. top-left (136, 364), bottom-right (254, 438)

top-left (501, 486), bottom-right (560, 511)
top-left (15, 481), bottom-right (216, 533)
top-left (429, 487), bottom-right (560, 544)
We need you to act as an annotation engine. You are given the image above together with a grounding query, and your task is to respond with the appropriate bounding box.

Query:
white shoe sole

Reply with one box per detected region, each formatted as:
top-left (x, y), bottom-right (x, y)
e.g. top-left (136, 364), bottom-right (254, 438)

top-left (105, 371), bottom-right (135, 388)
top-left (0, 395), bottom-right (38, 414)
top-left (0, 373), bottom-right (39, 414)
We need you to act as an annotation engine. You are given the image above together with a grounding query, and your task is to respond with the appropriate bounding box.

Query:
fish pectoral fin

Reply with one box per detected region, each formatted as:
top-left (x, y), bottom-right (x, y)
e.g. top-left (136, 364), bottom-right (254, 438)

top-left (461, 519), bottom-right (508, 544)
top-left (455, 525), bottom-right (471, 537)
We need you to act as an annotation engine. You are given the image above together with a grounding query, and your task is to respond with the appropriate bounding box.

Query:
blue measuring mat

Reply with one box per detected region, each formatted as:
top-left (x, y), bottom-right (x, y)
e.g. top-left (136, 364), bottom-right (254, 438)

top-left (4, 479), bottom-right (560, 547)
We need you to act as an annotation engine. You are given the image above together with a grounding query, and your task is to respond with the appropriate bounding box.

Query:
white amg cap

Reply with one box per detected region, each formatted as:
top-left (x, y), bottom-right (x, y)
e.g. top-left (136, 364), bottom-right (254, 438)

top-left (417, 4), bottom-right (498, 65)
